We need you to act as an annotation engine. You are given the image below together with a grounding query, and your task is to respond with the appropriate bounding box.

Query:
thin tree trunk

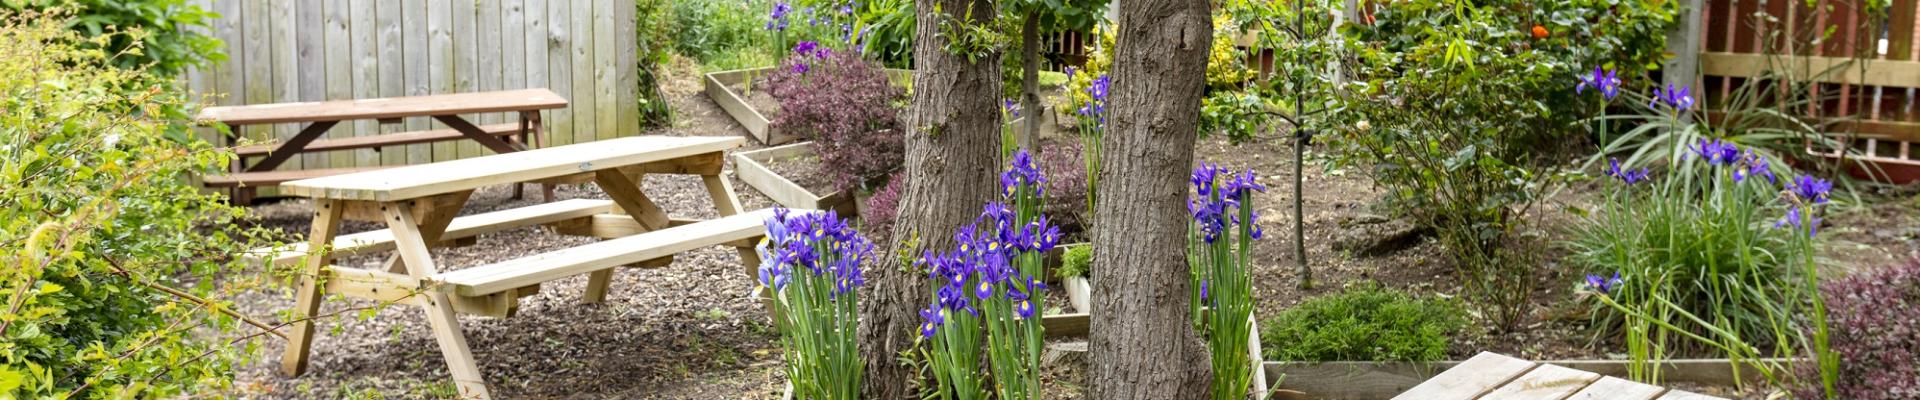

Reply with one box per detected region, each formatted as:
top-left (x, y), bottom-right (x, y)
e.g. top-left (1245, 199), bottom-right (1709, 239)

top-left (1089, 0), bottom-right (1213, 399)
top-left (1020, 11), bottom-right (1042, 152)
top-left (858, 0), bottom-right (1003, 397)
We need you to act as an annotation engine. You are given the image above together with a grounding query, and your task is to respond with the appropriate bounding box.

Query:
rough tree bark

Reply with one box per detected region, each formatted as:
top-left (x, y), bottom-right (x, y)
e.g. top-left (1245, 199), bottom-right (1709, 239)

top-left (857, 0), bottom-right (1003, 397)
top-left (1089, 0), bottom-right (1214, 399)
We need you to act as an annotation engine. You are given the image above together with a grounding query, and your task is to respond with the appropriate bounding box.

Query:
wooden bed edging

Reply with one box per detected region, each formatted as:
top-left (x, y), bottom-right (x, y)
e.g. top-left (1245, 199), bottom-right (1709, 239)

top-left (732, 142), bottom-right (858, 215)
top-left (702, 67), bottom-right (916, 145)
top-left (1261, 357), bottom-right (1801, 399)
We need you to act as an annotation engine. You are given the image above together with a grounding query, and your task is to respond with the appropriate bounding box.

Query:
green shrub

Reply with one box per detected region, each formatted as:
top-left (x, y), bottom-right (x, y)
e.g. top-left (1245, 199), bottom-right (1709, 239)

top-left (0, 11), bottom-right (268, 397)
top-left (1261, 285), bottom-right (1466, 362)
top-left (1057, 244), bottom-right (1091, 279)
top-left (4, 0), bottom-right (224, 78)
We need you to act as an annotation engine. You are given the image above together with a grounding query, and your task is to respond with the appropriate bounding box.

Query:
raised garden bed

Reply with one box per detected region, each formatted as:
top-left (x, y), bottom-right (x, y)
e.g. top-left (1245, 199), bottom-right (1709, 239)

top-left (703, 67), bottom-right (913, 145)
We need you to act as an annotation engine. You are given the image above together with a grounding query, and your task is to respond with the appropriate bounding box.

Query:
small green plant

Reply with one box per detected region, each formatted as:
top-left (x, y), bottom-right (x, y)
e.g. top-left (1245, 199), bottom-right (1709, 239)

top-left (1056, 245), bottom-right (1091, 280)
top-left (1260, 285), bottom-right (1467, 362)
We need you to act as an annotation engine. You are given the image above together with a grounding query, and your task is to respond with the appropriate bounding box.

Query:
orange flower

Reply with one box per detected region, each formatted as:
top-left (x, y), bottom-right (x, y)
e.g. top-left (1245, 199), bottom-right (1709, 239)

top-left (1531, 25), bottom-right (1549, 39)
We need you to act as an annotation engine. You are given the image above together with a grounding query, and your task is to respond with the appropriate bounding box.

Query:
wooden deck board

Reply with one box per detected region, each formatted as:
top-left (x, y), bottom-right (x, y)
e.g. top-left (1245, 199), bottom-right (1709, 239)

top-left (1566, 376), bottom-right (1668, 400)
top-left (1391, 352), bottom-right (1539, 400)
top-left (1479, 364), bottom-right (1602, 400)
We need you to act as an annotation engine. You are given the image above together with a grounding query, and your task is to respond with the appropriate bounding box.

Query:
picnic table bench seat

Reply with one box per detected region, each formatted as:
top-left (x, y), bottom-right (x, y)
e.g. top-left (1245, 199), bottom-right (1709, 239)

top-left (437, 208), bottom-right (775, 297)
top-left (228, 123), bottom-right (523, 157)
top-left (243, 198), bottom-right (618, 266)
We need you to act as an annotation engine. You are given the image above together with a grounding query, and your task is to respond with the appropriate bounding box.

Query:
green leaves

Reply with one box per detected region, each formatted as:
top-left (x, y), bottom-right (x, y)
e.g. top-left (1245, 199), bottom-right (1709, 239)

top-left (1261, 284), bottom-right (1465, 362)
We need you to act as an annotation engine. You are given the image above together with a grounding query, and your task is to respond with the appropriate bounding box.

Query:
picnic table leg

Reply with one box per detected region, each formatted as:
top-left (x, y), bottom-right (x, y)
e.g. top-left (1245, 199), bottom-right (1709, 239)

top-left (581, 169), bottom-right (671, 303)
top-left (527, 112), bottom-right (554, 202)
top-left (385, 200), bottom-right (493, 399)
top-left (382, 191), bottom-right (473, 274)
top-left (700, 173), bottom-right (779, 319)
top-left (281, 199), bottom-right (344, 376)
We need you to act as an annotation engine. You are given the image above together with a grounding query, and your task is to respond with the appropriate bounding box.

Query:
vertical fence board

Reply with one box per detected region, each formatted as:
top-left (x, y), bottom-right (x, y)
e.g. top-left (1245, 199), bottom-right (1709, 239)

top-left (322, 0), bottom-right (351, 170)
top-left (546, 0), bottom-right (575, 146)
top-left (402, 0), bottom-right (432, 164)
top-left (502, 0), bottom-right (526, 95)
top-left (525, 0), bottom-right (550, 143)
top-left (376, 0), bottom-right (404, 166)
top-left (616, 0), bottom-right (639, 137)
top-left (452, 0), bottom-right (479, 158)
top-left (350, 0), bottom-right (379, 166)
top-left (593, 0), bottom-right (616, 141)
top-left (570, 0), bottom-right (595, 145)
top-left (240, 1), bottom-right (271, 154)
top-left (429, 0), bottom-right (455, 161)
top-left (477, 0), bottom-right (503, 131)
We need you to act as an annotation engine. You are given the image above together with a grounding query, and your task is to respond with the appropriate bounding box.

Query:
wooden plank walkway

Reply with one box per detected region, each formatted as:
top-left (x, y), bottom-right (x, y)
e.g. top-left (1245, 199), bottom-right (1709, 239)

top-left (1393, 352), bottom-right (1728, 400)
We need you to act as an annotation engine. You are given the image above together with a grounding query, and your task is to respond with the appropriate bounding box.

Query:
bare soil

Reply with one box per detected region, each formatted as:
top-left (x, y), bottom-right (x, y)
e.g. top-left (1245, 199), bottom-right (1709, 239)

top-left (219, 54), bottom-right (1920, 399)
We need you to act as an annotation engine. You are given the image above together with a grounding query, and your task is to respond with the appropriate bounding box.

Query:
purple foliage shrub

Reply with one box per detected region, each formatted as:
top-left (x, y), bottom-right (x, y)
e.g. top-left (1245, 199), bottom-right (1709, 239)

top-left (1795, 257), bottom-right (1920, 399)
top-left (766, 44), bottom-right (905, 190)
top-left (861, 172), bottom-right (905, 240)
top-left (1037, 141), bottom-right (1089, 237)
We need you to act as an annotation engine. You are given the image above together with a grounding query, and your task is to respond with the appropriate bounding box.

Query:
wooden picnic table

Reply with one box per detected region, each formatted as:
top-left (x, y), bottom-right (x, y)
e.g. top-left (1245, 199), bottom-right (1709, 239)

top-left (270, 135), bottom-right (775, 399)
top-left (196, 88), bottom-right (568, 203)
top-left (1394, 352), bottom-right (1728, 400)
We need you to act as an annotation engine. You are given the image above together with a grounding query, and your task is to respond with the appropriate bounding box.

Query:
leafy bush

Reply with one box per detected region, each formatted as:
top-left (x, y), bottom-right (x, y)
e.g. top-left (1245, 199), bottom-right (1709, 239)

top-left (1795, 258), bottom-right (1920, 399)
top-left (0, 12), bottom-right (268, 396)
top-left (1057, 244), bottom-right (1091, 279)
top-left (1038, 140), bottom-right (1089, 235)
top-left (766, 44), bottom-right (905, 190)
top-left (5, 0), bottom-right (224, 78)
top-left (1261, 285), bottom-right (1466, 362)
top-left (861, 172), bottom-right (905, 239)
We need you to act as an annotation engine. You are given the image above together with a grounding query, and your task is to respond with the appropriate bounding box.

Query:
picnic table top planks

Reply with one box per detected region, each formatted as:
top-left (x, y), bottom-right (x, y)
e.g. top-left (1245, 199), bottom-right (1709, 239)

top-left (196, 88), bottom-right (567, 125)
top-left (282, 135), bottom-right (743, 201)
top-left (1392, 352), bottom-right (1730, 400)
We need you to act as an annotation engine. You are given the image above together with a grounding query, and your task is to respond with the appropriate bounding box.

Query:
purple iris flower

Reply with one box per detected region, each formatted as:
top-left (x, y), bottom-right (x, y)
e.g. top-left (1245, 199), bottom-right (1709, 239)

top-left (1004, 98), bottom-right (1021, 118)
top-left (919, 306), bottom-right (944, 338)
top-left (1775, 207), bottom-right (1822, 237)
top-left (1576, 66), bottom-right (1621, 100)
top-left (1691, 138), bottom-right (1741, 166)
top-left (1650, 84), bottom-right (1695, 110)
top-left (1584, 272), bottom-right (1624, 294)
top-left (1604, 158), bottom-right (1651, 185)
top-left (765, 2), bottom-right (792, 31)
top-left (1789, 175), bottom-right (1833, 205)
top-left (1000, 149), bottom-right (1046, 198)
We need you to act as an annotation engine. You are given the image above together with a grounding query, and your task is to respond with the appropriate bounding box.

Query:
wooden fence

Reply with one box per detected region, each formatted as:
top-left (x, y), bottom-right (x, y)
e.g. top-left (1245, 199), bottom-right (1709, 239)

top-left (1698, 0), bottom-right (1920, 171)
top-left (182, 0), bottom-right (641, 173)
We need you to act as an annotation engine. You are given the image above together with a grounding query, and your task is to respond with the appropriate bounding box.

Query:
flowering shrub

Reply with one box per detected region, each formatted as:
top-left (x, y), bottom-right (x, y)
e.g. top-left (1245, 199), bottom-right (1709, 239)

top-left (0, 12), bottom-right (271, 396)
top-left (757, 208), bottom-right (872, 399)
top-left (766, 42), bottom-right (906, 190)
top-left (1188, 164), bottom-right (1266, 399)
top-left (1793, 258), bottom-right (1920, 399)
top-left (918, 151), bottom-right (1060, 400)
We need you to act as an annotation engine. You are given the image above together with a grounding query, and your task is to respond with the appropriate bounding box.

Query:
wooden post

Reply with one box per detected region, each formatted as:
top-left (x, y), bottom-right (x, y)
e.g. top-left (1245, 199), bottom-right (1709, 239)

top-left (1667, 0), bottom-right (1706, 123)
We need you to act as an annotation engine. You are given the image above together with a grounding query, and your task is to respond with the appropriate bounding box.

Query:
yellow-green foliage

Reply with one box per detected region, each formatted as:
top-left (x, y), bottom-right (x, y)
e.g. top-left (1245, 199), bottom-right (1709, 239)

top-left (0, 11), bottom-right (272, 397)
top-left (1205, 13), bottom-right (1254, 92)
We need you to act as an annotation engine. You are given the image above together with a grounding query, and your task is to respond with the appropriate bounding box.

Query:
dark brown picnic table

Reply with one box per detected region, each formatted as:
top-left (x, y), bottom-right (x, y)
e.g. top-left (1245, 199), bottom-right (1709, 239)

top-left (196, 88), bottom-right (568, 203)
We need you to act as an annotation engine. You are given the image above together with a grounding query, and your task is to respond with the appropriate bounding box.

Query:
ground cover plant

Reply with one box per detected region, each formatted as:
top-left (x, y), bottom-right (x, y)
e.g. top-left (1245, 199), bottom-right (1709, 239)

top-left (1259, 284), bottom-right (1467, 362)
top-left (0, 10), bottom-right (271, 397)
top-left (1794, 257), bottom-right (1920, 399)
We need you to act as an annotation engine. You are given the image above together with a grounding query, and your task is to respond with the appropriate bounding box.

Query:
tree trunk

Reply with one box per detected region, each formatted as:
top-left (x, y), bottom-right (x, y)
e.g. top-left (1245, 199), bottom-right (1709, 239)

top-left (858, 0), bottom-right (1003, 397)
top-left (1089, 0), bottom-right (1213, 399)
top-left (1020, 11), bottom-right (1042, 152)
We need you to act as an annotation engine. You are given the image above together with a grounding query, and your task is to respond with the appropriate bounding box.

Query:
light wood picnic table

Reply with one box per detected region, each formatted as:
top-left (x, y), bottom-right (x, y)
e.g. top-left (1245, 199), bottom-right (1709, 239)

top-left (272, 135), bottom-right (776, 399)
top-left (196, 88), bottom-right (568, 203)
top-left (1394, 352), bottom-right (1728, 400)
